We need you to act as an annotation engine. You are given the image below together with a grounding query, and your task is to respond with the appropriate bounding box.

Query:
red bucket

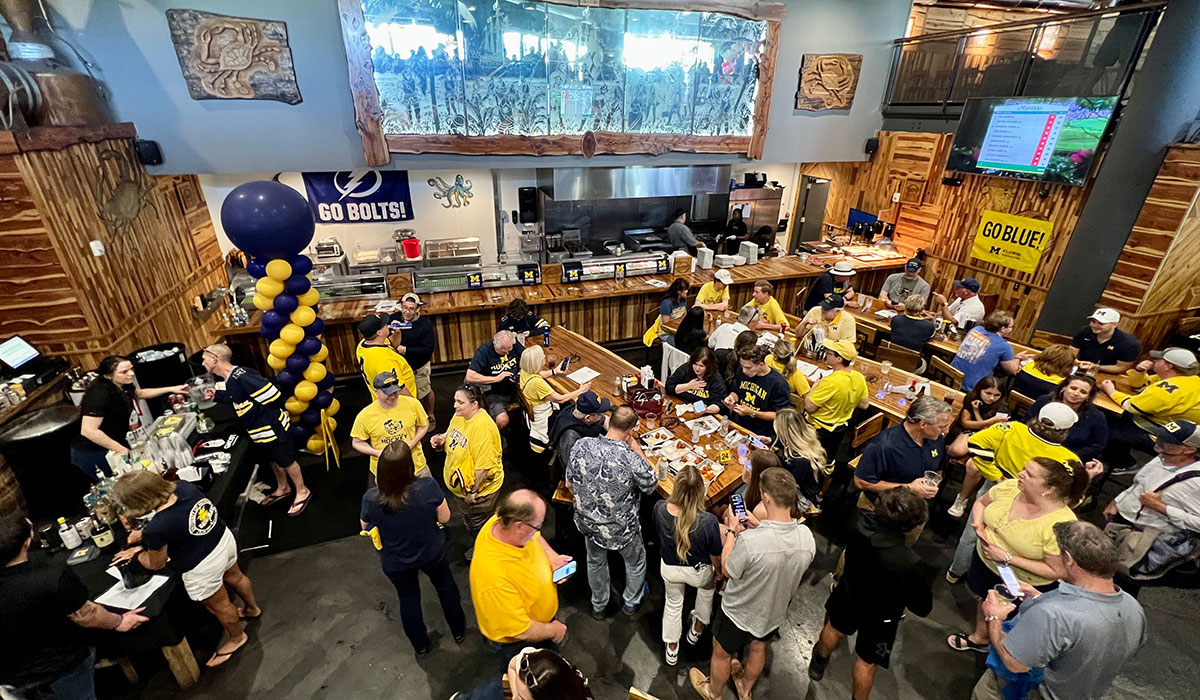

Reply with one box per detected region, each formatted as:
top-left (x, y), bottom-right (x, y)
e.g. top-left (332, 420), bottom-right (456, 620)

top-left (401, 238), bottom-right (422, 259)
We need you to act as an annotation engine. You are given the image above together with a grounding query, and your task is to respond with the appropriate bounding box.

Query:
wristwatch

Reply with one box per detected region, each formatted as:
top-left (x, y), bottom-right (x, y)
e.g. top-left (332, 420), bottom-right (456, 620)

top-left (724, 527), bottom-right (739, 538)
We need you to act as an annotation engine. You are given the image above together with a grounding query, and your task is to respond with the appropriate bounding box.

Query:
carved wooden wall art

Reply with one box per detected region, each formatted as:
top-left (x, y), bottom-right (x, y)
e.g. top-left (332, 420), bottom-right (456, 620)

top-left (796, 53), bottom-right (862, 111)
top-left (166, 9), bottom-right (301, 104)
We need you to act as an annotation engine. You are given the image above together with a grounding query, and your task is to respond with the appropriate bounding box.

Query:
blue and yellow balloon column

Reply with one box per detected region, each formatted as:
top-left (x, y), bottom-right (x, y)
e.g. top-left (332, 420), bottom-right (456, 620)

top-left (221, 181), bottom-right (341, 461)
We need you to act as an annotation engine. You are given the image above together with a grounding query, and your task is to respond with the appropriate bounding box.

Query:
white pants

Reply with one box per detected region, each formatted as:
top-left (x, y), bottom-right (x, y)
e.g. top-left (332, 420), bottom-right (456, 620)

top-left (660, 560), bottom-right (715, 644)
top-left (181, 527), bottom-right (237, 601)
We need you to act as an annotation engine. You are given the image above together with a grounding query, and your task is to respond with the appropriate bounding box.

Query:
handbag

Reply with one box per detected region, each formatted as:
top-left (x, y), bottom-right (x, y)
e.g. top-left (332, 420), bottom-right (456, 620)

top-left (1105, 467), bottom-right (1200, 579)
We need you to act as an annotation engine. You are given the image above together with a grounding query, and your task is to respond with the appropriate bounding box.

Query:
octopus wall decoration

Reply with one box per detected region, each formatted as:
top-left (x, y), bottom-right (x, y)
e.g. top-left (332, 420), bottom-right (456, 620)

top-left (427, 175), bottom-right (474, 208)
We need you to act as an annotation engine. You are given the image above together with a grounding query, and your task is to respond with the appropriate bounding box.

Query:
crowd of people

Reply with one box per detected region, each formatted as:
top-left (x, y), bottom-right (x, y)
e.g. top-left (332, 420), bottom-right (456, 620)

top-left (6, 262), bottom-right (1200, 700)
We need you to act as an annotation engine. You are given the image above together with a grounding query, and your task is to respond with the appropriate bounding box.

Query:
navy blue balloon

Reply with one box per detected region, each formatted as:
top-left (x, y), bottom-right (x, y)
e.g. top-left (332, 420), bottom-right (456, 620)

top-left (314, 391), bottom-right (334, 409)
top-left (261, 325), bottom-right (281, 341)
top-left (283, 274), bottom-right (311, 296)
top-left (289, 424), bottom-right (311, 440)
top-left (304, 318), bottom-right (325, 337)
top-left (220, 181), bottom-right (315, 259)
top-left (247, 258), bottom-right (268, 278)
top-left (290, 255), bottom-right (313, 276)
top-left (275, 369), bottom-right (299, 389)
top-left (296, 337), bottom-right (322, 356)
top-left (260, 310), bottom-right (288, 330)
top-left (285, 355), bottom-right (309, 373)
top-left (272, 293), bottom-right (299, 315)
top-left (300, 408), bottom-right (322, 428)
top-left (316, 373), bottom-right (335, 390)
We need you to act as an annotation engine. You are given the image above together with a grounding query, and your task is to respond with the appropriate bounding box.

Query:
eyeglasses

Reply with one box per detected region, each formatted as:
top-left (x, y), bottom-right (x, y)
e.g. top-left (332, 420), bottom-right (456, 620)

top-left (522, 520), bottom-right (544, 532)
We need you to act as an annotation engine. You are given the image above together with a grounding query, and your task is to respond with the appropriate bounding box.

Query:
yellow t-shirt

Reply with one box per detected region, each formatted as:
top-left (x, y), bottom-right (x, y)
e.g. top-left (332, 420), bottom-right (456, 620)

top-left (978, 479), bottom-right (1077, 586)
top-left (696, 281), bottom-right (730, 307)
top-left (356, 341), bottom-right (417, 397)
top-left (967, 421), bottom-right (1080, 482)
top-left (765, 355), bottom-right (812, 399)
top-left (469, 514), bottom-right (558, 642)
top-left (349, 396), bottom-right (429, 475)
top-left (807, 369), bottom-right (867, 430)
top-left (519, 370), bottom-right (553, 409)
top-left (800, 307), bottom-right (857, 344)
top-left (750, 296), bottom-right (787, 326)
top-left (443, 410), bottom-right (504, 499)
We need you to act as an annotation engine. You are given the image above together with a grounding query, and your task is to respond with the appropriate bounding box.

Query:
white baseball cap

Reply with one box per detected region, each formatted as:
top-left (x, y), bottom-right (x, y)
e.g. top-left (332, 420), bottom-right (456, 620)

top-left (1088, 308), bottom-right (1120, 324)
top-left (1149, 347), bottom-right (1199, 370)
top-left (831, 261), bottom-right (856, 276)
top-left (714, 269), bottom-right (733, 285)
top-left (1038, 402), bottom-right (1079, 430)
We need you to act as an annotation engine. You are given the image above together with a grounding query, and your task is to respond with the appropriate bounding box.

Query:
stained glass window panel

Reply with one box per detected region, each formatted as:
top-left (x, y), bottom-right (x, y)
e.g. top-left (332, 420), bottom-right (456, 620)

top-left (547, 5), bottom-right (625, 134)
top-left (692, 13), bottom-right (765, 137)
top-left (461, 1), bottom-right (549, 136)
top-left (622, 10), bottom-right (701, 135)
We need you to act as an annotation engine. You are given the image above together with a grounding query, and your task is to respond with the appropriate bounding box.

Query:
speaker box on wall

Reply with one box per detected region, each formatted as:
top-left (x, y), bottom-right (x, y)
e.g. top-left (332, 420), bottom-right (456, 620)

top-left (518, 187), bottom-right (538, 223)
top-left (864, 137), bottom-right (879, 155)
top-left (134, 139), bottom-right (163, 166)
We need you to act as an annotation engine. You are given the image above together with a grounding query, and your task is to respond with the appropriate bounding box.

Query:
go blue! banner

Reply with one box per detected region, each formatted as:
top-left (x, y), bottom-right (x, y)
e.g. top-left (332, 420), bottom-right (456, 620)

top-left (301, 170), bottom-right (414, 224)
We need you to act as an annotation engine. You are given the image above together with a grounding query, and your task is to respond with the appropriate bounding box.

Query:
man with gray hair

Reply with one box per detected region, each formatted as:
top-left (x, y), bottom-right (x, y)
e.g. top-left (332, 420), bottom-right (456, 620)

top-left (973, 520), bottom-right (1146, 700)
top-left (466, 330), bottom-right (524, 430)
top-left (708, 303), bottom-right (761, 354)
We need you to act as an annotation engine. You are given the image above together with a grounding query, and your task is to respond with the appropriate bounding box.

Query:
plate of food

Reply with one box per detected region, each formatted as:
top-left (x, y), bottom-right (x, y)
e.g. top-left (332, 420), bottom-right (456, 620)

top-left (658, 439), bottom-right (693, 461)
top-left (640, 427), bottom-right (674, 447)
top-left (674, 451), bottom-right (706, 469)
top-left (699, 460), bottom-right (725, 484)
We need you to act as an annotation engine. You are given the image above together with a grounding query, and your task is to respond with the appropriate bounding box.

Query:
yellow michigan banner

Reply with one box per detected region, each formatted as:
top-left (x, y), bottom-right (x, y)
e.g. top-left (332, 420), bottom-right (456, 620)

top-left (971, 210), bottom-right (1053, 274)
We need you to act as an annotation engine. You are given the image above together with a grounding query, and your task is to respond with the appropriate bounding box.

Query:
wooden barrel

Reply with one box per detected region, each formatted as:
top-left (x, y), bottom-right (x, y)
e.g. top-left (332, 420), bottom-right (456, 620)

top-left (0, 452), bottom-right (27, 517)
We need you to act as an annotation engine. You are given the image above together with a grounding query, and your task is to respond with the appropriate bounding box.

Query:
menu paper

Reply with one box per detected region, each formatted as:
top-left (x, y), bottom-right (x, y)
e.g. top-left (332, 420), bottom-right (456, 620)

top-left (96, 574), bottom-right (170, 610)
top-left (566, 367), bottom-right (601, 385)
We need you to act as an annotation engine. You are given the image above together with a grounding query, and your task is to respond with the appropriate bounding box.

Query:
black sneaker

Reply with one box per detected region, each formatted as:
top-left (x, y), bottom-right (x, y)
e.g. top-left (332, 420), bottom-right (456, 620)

top-left (808, 648), bottom-right (829, 681)
top-left (416, 643), bottom-right (433, 657)
top-left (453, 632), bottom-right (466, 644)
top-left (590, 606), bottom-right (607, 621)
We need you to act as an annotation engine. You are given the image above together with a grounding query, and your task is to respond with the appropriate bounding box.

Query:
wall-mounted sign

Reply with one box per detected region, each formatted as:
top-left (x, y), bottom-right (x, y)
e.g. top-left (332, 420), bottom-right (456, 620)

top-left (467, 272), bottom-right (484, 289)
top-left (971, 210), bottom-right (1053, 275)
top-left (302, 170), bottom-right (414, 223)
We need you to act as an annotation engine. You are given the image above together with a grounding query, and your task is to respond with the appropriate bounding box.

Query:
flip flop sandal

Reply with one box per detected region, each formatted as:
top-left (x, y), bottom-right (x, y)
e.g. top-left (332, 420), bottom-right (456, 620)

top-left (287, 494), bottom-right (313, 517)
top-left (206, 637), bottom-right (248, 668)
top-left (259, 492), bottom-right (292, 507)
top-left (238, 608), bottom-right (262, 620)
top-left (946, 633), bottom-right (988, 653)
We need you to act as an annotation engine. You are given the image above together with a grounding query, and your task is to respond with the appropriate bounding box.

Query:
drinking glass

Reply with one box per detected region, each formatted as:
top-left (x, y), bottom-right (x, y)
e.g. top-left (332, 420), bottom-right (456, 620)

top-left (924, 470), bottom-right (942, 487)
top-left (993, 584), bottom-right (1020, 605)
top-left (880, 360), bottom-right (893, 378)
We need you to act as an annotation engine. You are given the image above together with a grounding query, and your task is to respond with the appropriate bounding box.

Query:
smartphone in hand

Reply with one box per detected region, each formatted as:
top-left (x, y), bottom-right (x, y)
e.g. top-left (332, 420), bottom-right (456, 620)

top-left (552, 560), bottom-right (577, 583)
top-left (730, 494), bottom-right (748, 524)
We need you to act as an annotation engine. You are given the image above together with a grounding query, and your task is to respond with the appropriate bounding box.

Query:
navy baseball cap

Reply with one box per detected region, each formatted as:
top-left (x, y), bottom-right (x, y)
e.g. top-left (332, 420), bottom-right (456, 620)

top-left (905, 257), bottom-right (923, 272)
top-left (359, 313), bottom-right (395, 337)
top-left (576, 391), bottom-right (612, 415)
top-left (820, 293), bottom-right (846, 312)
top-left (1157, 420), bottom-right (1200, 447)
top-left (953, 277), bottom-right (981, 293)
top-left (372, 370), bottom-right (403, 395)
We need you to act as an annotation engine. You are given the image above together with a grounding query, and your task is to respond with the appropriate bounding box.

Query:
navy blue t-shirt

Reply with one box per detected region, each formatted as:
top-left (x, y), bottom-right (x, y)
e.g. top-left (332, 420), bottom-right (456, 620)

top-left (1071, 327), bottom-right (1141, 366)
top-left (729, 368), bottom-right (793, 438)
top-left (361, 477), bottom-right (446, 572)
top-left (889, 315), bottom-right (936, 352)
top-left (140, 481), bottom-right (225, 573)
top-left (854, 424), bottom-right (945, 501)
top-left (654, 500), bottom-right (722, 567)
top-left (468, 340), bottom-right (523, 398)
top-left (777, 449), bottom-right (820, 501)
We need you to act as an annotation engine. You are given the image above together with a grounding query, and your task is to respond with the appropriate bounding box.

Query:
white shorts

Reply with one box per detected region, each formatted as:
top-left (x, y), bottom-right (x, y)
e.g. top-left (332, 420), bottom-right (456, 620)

top-left (181, 527), bottom-right (237, 601)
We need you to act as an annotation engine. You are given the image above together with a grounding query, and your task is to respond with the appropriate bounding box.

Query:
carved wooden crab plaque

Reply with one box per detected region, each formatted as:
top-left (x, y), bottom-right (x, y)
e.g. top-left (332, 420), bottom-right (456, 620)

top-left (166, 9), bottom-right (301, 104)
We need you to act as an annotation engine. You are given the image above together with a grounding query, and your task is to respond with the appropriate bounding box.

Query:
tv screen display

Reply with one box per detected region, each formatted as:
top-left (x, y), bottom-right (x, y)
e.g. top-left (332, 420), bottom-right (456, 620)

top-left (947, 96), bottom-right (1118, 186)
top-left (0, 336), bottom-right (38, 369)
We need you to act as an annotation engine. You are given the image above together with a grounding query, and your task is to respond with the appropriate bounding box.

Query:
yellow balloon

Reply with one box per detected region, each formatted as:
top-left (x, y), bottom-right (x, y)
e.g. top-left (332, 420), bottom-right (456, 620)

top-left (256, 277), bottom-right (284, 298)
top-left (310, 345), bottom-right (329, 362)
top-left (325, 417), bottom-right (338, 433)
top-left (290, 306), bottom-right (316, 327)
top-left (285, 397), bottom-right (309, 415)
top-left (266, 353), bottom-right (288, 371)
top-left (279, 323), bottom-right (305, 345)
top-left (305, 436), bottom-right (326, 453)
top-left (297, 288), bottom-right (320, 307)
top-left (294, 380), bottom-right (318, 401)
top-left (252, 294), bottom-right (273, 311)
top-left (269, 339), bottom-right (295, 358)
top-left (266, 259), bottom-right (293, 282)
top-left (303, 363), bottom-right (327, 383)
top-left (328, 398), bottom-right (341, 417)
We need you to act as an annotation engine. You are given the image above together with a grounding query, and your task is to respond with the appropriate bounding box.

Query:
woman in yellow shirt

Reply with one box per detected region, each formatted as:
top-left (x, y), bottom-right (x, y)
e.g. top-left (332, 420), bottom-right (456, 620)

top-left (430, 385), bottom-right (504, 546)
top-left (947, 456), bottom-right (1087, 653)
top-left (518, 345), bottom-right (592, 455)
top-left (766, 339), bottom-right (811, 404)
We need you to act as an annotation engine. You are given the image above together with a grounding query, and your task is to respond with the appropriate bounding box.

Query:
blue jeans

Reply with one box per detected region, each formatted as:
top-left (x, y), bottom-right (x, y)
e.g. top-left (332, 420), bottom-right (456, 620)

top-left (22, 649), bottom-right (96, 700)
top-left (583, 535), bottom-right (647, 613)
top-left (950, 480), bottom-right (996, 576)
top-left (384, 555), bottom-right (466, 651)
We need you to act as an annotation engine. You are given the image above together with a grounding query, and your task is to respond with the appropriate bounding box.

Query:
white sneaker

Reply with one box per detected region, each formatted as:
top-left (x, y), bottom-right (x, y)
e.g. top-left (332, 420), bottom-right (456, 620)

top-left (665, 642), bottom-right (679, 666)
top-left (948, 496), bottom-right (969, 518)
top-left (686, 611), bottom-right (703, 645)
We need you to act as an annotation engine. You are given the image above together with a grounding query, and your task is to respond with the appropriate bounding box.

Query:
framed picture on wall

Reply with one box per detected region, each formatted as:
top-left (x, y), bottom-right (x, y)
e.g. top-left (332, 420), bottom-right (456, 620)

top-left (899, 178), bottom-right (925, 205)
top-left (175, 179), bottom-right (202, 213)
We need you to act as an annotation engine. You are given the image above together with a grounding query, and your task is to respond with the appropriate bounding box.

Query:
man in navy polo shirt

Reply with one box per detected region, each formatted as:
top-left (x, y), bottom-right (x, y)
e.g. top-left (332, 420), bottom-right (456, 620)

top-left (1072, 307), bottom-right (1142, 374)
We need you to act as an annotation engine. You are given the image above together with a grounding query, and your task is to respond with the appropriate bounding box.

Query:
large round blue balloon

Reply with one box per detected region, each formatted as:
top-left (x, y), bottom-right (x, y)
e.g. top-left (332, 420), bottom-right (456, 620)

top-left (272, 294), bottom-right (299, 315)
top-left (289, 424), bottom-right (311, 440)
top-left (283, 274), bottom-right (311, 296)
top-left (304, 318), bottom-right (326, 337)
top-left (275, 369), bottom-right (300, 389)
top-left (316, 373), bottom-right (335, 391)
top-left (296, 337), bottom-right (322, 356)
top-left (285, 355), bottom-right (309, 373)
top-left (261, 325), bottom-right (281, 341)
top-left (290, 255), bottom-right (313, 276)
top-left (220, 181), bottom-right (314, 259)
top-left (247, 259), bottom-right (268, 279)
top-left (314, 391), bottom-right (334, 409)
top-left (300, 408), bottom-right (322, 428)
top-left (261, 310), bottom-right (288, 330)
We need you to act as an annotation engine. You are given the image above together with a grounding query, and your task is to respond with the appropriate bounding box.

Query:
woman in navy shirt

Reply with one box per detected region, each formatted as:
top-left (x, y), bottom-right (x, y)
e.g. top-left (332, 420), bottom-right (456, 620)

top-left (1027, 375), bottom-right (1108, 464)
top-left (658, 278), bottom-right (691, 346)
top-left (361, 441), bottom-right (465, 655)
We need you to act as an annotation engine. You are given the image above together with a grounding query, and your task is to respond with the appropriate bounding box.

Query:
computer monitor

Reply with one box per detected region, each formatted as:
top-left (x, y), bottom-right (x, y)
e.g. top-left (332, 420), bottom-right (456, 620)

top-left (0, 336), bottom-right (39, 370)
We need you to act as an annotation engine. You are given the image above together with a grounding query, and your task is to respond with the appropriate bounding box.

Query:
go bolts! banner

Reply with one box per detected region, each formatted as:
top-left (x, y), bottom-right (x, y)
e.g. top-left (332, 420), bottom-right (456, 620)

top-left (971, 210), bottom-right (1053, 275)
top-left (302, 170), bottom-right (414, 223)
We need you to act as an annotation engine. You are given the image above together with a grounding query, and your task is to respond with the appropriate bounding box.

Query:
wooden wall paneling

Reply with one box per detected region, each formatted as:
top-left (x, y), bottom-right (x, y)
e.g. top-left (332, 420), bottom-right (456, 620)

top-left (747, 20), bottom-right (781, 160)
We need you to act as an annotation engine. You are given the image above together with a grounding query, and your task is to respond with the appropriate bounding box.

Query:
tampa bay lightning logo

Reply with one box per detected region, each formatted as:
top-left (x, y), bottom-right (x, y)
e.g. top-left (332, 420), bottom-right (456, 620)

top-left (333, 170), bottom-right (383, 201)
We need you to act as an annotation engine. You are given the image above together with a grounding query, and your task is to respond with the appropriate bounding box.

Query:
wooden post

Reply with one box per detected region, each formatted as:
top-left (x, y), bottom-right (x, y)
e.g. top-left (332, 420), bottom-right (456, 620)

top-left (161, 637), bottom-right (201, 689)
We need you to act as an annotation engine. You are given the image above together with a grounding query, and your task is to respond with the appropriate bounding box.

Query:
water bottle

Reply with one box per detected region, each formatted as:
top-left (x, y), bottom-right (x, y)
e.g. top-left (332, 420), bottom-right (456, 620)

top-left (542, 328), bottom-right (551, 347)
top-left (58, 517), bottom-right (82, 549)
top-left (691, 424), bottom-right (701, 443)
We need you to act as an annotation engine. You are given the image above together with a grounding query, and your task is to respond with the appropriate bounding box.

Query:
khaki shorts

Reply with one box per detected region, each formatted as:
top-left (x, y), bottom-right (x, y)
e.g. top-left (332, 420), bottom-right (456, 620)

top-left (414, 363), bottom-right (432, 399)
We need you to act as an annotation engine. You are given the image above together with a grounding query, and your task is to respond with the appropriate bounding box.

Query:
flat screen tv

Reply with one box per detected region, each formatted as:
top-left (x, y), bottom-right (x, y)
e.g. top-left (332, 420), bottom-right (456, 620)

top-left (947, 96), bottom-right (1118, 186)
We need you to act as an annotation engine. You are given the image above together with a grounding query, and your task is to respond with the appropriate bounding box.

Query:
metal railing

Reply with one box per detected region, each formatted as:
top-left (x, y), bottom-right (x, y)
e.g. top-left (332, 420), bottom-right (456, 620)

top-left (883, 2), bottom-right (1165, 117)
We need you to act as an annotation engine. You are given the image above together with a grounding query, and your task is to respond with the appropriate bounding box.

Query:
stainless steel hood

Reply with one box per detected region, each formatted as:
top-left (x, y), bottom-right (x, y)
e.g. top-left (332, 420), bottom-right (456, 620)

top-left (537, 165), bottom-right (731, 201)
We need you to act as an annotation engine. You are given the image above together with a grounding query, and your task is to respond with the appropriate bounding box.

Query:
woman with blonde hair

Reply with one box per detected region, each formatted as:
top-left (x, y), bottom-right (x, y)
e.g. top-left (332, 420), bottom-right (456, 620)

top-left (766, 339), bottom-right (812, 402)
top-left (518, 344), bottom-right (592, 455)
top-left (773, 408), bottom-right (826, 502)
top-left (1013, 343), bottom-right (1078, 399)
top-left (111, 470), bottom-right (258, 668)
top-left (653, 465), bottom-right (722, 666)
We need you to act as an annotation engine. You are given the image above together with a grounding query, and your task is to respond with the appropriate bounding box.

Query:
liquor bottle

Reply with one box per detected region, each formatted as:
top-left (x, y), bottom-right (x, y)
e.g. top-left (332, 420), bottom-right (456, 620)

top-left (58, 517), bottom-right (82, 549)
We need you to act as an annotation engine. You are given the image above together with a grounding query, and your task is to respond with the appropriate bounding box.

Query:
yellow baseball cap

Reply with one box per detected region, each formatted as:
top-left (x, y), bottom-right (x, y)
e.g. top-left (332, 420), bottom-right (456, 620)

top-left (822, 339), bottom-right (858, 362)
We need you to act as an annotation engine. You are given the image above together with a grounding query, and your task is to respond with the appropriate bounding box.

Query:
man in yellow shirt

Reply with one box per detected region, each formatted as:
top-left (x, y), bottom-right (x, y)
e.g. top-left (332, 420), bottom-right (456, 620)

top-left (350, 371), bottom-right (429, 476)
top-left (1100, 347), bottom-right (1200, 475)
top-left (796, 294), bottom-right (857, 348)
top-left (695, 269), bottom-right (733, 313)
top-left (356, 313), bottom-right (417, 397)
top-left (805, 339), bottom-right (869, 463)
top-left (469, 490), bottom-right (573, 663)
top-left (749, 279), bottom-right (788, 333)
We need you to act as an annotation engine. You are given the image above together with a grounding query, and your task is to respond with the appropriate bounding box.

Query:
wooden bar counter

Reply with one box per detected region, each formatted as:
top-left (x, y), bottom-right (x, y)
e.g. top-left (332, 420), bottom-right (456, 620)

top-left (221, 255), bottom-right (903, 376)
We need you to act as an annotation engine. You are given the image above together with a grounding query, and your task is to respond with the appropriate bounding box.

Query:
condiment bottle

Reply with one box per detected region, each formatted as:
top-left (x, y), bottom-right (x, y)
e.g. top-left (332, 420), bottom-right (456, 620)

top-left (58, 517), bottom-right (82, 549)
